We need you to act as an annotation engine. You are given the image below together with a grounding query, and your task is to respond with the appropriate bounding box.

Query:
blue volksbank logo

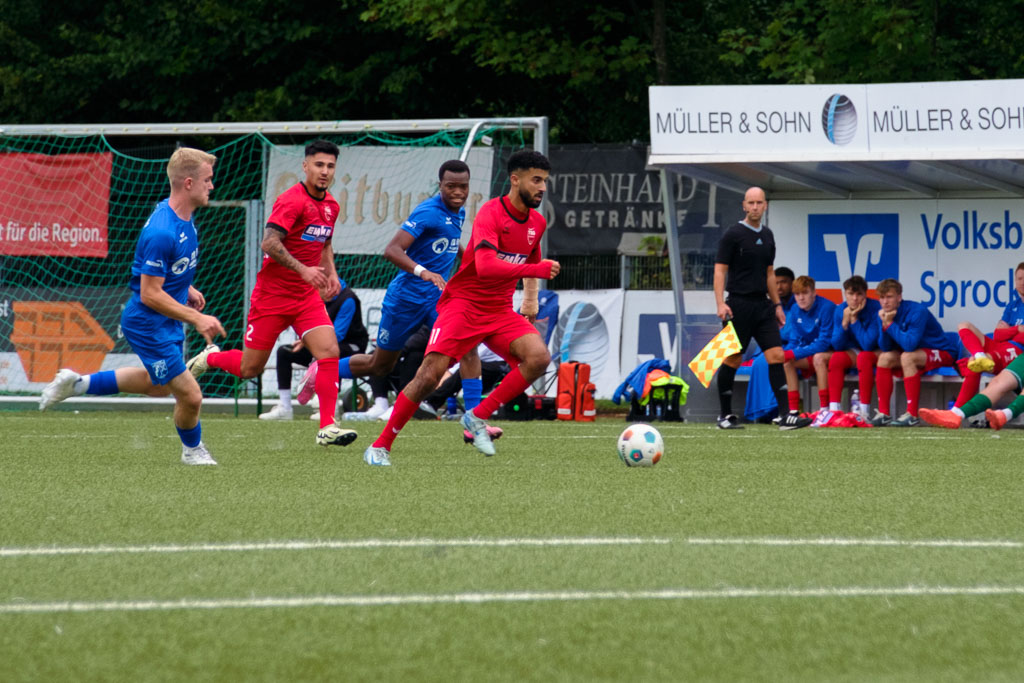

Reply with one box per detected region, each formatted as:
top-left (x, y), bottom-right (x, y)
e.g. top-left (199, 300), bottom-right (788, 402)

top-left (807, 214), bottom-right (899, 285)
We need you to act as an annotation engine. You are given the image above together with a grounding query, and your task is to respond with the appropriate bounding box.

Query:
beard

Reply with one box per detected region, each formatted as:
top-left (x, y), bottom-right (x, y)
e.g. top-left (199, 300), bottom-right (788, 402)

top-left (519, 187), bottom-right (542, 209)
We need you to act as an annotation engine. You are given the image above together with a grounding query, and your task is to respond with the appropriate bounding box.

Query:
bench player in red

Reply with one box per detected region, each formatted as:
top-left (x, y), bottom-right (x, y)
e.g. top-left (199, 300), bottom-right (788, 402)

top-left (361, 150), bottom-right (560, 466)
top-left (187, 140), bottom-right (356, 448)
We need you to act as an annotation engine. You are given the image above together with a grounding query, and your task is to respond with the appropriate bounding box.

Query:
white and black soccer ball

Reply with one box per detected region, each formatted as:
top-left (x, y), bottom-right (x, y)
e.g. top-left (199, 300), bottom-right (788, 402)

top-left (617, 423), bottom-right (664, 467)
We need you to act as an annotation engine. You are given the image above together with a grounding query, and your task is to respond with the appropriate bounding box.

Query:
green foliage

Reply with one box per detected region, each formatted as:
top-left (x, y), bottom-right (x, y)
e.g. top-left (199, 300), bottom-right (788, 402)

top-left (0, 0), bottom-right (1021, 141)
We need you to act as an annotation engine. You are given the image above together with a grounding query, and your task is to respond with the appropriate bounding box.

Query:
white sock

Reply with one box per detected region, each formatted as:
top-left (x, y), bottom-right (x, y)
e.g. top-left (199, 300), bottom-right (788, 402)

top-left (74, 376), bottom-right (90, 395)
top-left (952, 406), bottom-right (966, 418)
top-left (974, 351), bottom-right (987, 360)
top-left (1001, 408), bottom-right (1013, 419)
top-left (374, 396), bottom-right (389, 411)
top-left (278, 390), bottom-right (292, 406)
top-left (829, 402), bottom-right (841, 411)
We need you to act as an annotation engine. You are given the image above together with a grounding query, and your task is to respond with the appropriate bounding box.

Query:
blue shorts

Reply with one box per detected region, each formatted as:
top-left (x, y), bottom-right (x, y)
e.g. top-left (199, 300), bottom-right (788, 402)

top-left (376, 296), bottom-right (437, 351)
top-left (122, 325), bottom-right (188, 386)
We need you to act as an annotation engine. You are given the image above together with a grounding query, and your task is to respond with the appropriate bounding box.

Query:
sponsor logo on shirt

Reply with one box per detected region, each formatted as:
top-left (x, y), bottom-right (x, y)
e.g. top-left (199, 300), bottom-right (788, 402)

top-left (301, 224), bottom-right (333, 242)
top-left (432, 237), bottom-right (455, 254)
top-left (145, 259), bottom-right (164, 268)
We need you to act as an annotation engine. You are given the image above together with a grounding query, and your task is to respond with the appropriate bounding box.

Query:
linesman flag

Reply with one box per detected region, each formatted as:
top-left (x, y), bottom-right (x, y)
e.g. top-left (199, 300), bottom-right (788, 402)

top-left (688, 321), bottom-right (742, 388)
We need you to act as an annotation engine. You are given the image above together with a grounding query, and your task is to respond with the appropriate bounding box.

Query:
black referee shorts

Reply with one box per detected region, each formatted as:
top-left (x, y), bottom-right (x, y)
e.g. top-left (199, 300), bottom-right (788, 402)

top-left (725, 295), bottom-right (783, 354)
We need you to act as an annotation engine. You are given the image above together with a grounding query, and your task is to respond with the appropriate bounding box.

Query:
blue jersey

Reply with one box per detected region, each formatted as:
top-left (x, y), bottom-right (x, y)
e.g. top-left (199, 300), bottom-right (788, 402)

top-left (831, 298), bottom-right (882, 352)
top-left (878, 299), bottom-right (957, 354)
top-left (1000, 292), bottom-right (1024, 327)
top-left (782, 296), bottom-right (836, 360)
top-left (122, 199), bottom-right (198, 342)
top-left (382, 194), bottom-right (464, 309)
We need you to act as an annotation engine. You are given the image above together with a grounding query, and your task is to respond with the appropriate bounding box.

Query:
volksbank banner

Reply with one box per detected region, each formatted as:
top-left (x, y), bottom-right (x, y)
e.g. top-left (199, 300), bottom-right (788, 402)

top-left (772, 199), bottom-right (1024, 332)
top-left (649, 79), bottom-right (1024, 159)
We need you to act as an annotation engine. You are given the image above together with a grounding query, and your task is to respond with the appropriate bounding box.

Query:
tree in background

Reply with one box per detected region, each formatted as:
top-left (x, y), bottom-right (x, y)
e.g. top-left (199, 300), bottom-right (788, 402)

top-left (0, 0), bottom-right (1020, 143)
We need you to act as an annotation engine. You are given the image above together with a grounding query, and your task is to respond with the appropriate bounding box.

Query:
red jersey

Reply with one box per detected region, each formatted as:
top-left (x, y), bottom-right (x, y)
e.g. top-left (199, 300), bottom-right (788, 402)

top-left (439, 196), bottom-right (547, 313)
top-left (254, 182), bottom-right (339, 298)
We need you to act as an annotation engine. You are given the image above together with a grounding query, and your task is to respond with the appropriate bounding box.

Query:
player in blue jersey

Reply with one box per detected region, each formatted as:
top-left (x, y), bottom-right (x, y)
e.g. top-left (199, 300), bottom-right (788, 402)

top-left (824, 275), bottom-right (882, 418)
top-left (871, 277), bottom-right (958, 427)
top-left (780, 275), bottom-right (836, 415)
top-left (39, 148), bottom-right (226, 465)
top-left (297, 160), bottom-right (499, 440)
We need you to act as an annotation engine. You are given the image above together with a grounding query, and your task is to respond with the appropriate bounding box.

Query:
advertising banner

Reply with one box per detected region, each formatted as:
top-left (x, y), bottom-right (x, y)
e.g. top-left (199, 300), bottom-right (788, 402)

top-left (265, 146), bottom-right (494, 255)
top-left (540, 288), bottom-right (623, 399)
top-left (650, 79), bottom-right (1024, 160)
top-left (545, 144), bottom-right (743, 255)
top-left (772, 199), bottom-right (1024, 332)
top-left (0, 153), bottom-right (112, 257)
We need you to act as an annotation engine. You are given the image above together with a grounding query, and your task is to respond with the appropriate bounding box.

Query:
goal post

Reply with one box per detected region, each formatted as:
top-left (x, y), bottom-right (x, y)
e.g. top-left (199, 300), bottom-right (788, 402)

top-left (0, 117), bottom-right (547, 399)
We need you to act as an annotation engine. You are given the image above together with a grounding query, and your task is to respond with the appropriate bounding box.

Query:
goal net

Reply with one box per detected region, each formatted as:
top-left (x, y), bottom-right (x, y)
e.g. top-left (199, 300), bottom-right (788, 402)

top-left (0, 119), bottom-right (545, 398)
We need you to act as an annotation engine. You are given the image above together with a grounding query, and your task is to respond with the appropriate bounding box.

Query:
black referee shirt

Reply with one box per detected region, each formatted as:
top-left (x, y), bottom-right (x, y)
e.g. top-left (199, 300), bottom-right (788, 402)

top-left (715, 221), bottom-right (777, 297)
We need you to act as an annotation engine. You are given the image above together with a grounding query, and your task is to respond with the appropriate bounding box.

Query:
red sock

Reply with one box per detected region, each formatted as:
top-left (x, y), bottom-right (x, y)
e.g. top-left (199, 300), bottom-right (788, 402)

top-left (958, 328), bottom-right (984, 356)
top-left (903, 372), bottom-right (922, 416)
top-left (314, 357), bottom-right (339, 428)
top-left (876, 367), bottom-right (893, 415)
top-left (787, 390), bottom-right (800, 412)
top-left (856, 352), bottom-right (876, 406)
top-left (474, 367), bottom-right (532, 419)
top-left (817, 388), bottom-right (829, 411)
top-left (373, 392), bottom-right (418, 450)
top-left (954, 370), bottom-right (981, 408)
top-left (827, 353), bottom-right (852, 404)
top-left (207, 349), bottom-right (242, 377)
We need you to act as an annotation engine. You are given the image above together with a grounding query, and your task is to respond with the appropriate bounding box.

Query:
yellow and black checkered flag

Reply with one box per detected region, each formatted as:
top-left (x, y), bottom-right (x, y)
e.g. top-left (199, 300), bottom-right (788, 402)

top-left (688, 321), bottom-right (742, 388)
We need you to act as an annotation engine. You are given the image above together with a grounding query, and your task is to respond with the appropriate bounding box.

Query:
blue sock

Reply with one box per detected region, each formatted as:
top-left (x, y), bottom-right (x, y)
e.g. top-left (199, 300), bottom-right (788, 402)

top-left (85, 370), bottom-right (119, 395)
top-left (338, 356), bottom-right (353, 379)
top-left (462, 377), bottom-right (483, 411)
top-left (176, 422), bottom-right (202, 449)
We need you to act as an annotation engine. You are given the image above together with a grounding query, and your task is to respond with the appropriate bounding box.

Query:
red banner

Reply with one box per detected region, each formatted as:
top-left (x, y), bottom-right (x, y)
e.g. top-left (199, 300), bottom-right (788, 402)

top-left (0, 153), bottom-right (112, 257)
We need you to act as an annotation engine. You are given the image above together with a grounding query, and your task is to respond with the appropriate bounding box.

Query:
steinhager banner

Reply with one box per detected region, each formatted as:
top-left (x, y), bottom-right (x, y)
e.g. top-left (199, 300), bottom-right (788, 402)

top-left (0, 153), bottom-right (112, 257)
top-left (649, 79), bottom-right (1024, 160)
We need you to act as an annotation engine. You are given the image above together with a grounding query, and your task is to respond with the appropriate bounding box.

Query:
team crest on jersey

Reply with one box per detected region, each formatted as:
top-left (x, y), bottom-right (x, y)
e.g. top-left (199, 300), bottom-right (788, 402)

top-left (152, 360), bottom-right (168, 380)
top-left (527, 227), bottom-right (537, 245)
top-left (378, 328), bottom-right (390, 346)
top-left (324, 206), bottom-right (333, 221)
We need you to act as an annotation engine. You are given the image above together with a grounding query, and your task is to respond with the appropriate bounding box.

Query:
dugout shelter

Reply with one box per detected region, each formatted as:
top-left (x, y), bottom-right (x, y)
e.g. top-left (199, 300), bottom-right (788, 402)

top-left (647, 79), bottom-right (1024, 390)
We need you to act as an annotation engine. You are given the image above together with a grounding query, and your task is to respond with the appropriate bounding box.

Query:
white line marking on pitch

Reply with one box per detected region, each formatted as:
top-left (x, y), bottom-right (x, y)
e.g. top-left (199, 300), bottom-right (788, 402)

top-left (687, 537), bottom-right (1024, 549)
top-left (0, 537), bottom-right (670, 558)
top-left (3, 585), bottom-right (1023, 614)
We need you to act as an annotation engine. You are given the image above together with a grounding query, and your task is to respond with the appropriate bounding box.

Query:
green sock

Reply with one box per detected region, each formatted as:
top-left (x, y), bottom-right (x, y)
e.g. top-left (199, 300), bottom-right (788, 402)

top-left (960, 393), bottom-right (992, 418)
top-left (1005, 393), bottom-right (1024, 419)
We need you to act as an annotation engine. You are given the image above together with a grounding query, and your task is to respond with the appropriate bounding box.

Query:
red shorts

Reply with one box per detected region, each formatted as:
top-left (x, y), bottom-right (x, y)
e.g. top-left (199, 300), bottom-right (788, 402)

top-left (894, 348), bottom-right (956, 377)
top-left (426, 300), bottom-right (539, 368)
top-left (245, 291), bottom-right (331, 350)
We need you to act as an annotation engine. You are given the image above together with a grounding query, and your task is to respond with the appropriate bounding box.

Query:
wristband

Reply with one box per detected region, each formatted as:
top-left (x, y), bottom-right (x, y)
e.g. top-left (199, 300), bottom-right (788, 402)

top-left (413, 264), bottom-right (425, 277)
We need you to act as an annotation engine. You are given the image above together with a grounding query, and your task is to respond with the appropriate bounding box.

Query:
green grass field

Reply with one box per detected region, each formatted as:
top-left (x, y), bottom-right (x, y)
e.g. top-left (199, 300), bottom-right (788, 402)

top-left (2, 410), bottom-right (1023, 681)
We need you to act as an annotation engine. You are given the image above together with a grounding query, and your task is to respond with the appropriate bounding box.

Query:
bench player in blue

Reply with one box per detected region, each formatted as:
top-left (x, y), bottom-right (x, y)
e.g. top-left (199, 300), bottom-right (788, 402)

top-left (40, 148), bottom-right (226, 465)
top-left (297, 159), bottom-right (501, 442)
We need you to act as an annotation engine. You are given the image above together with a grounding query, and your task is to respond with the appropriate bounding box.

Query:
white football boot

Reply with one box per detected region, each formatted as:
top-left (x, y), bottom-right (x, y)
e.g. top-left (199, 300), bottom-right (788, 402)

top-left (39, 368), bottom-right (81, 411)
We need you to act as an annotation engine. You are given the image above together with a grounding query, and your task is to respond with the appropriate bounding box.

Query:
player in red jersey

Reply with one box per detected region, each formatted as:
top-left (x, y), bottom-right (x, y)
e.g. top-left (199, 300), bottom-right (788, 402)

top-left (187, 140), bottom-right (356, 448)
top-left (362, 150), bottom-right (560, 466)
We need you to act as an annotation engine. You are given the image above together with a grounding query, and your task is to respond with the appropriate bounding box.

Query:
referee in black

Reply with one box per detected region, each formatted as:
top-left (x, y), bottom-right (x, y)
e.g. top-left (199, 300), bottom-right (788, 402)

top-left (713, 186), bottom-right (811, 431)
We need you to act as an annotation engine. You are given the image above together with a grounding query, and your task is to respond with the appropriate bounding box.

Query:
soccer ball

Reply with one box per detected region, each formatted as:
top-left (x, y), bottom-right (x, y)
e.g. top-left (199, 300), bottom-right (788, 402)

top-left (617, 423), bottom-right (664, 467)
